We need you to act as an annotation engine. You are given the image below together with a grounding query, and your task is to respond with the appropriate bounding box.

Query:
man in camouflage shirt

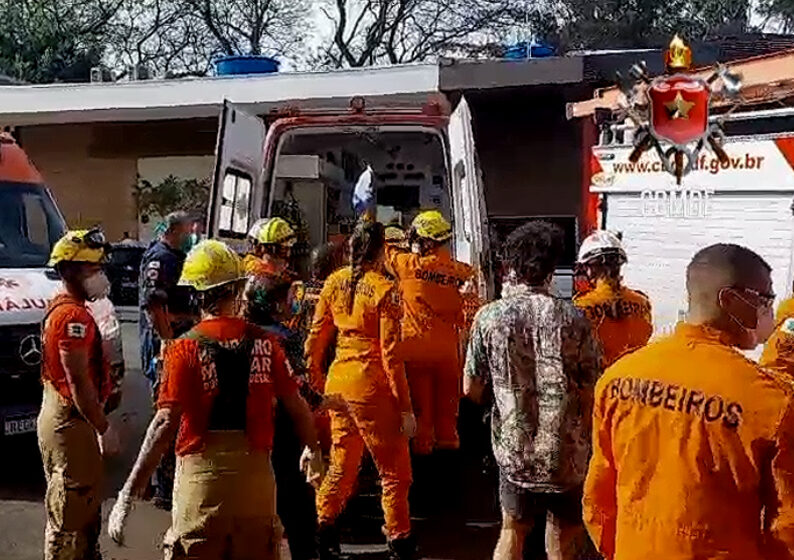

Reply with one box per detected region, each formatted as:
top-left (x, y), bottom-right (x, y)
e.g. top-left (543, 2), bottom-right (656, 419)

top-left (464, 221), bottom-right (601, 560)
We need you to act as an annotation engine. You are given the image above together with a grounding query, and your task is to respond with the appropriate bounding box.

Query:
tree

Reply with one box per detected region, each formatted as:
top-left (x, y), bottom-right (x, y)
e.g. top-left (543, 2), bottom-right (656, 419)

top-left (134, 175), bottom-right (211, 225)
top-left (758, 0), bottom-right (794, 32)
top-left (556, 0), bottom-right (750, 50)
top-left (0, 0), bottom-right (121, 83)
top-left (315, 0), bottom-right (523, 68)
top-left (107, 0), bottom-right (311, 78)
top-left (105, 0), bottom-right (211, 79)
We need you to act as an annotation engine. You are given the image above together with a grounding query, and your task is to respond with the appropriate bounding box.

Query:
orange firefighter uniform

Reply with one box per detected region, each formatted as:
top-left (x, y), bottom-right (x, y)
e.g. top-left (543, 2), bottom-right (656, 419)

top-left (39, 293), bottom-right (111, 560)
top-left (574, 279), bottom-right (653, 368)
top-left (760, 296), bottom-right (794, 376)
top-left (306, 267), bottom-right (413, 539)
top-left (584, 322), bottom-right (794, 560)
top-left (388, 246), bottom-right (474, 454)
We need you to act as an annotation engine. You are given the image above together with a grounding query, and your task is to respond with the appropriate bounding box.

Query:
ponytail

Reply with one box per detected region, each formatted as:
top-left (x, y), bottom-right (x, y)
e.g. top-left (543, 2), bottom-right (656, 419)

top-left (347, 220), bottom-right (386, 313)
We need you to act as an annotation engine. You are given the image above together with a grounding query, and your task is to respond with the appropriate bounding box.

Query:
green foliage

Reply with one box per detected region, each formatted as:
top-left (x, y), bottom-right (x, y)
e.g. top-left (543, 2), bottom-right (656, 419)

top-left (134, 175), bottom-right (211, 223)
top-left (0, 0), bottom-right (117, 83)
top-left (556, 0), bottom-right (750, 50)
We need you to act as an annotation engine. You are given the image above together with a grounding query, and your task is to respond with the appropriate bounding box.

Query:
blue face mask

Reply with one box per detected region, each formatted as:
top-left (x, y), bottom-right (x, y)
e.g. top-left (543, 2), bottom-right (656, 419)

top-left (180, 233), bottom-right (199, 254)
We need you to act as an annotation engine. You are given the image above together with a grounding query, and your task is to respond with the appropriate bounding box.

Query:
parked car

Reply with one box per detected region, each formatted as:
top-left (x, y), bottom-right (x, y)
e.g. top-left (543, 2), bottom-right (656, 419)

top-left (106, 242), bottom-right (145, 306)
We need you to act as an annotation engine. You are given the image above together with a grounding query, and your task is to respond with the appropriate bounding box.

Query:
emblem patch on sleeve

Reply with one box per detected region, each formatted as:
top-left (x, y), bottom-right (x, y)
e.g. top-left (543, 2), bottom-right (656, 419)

top-left (67, 323), bottom-right (87, 338)
top-left (781, 318), bottom-right (794, 335)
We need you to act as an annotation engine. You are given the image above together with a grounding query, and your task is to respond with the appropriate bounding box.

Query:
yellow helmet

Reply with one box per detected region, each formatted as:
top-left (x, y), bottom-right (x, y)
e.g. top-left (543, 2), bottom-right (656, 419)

top-left (411, 210), bottom-right (452, 242)
top-left (384, 223), bottom-right (406, 243)
top-left (248, 217), bottom-right (296, 246)
top-left (48, 229), bottom-right (107, 267)
top-left (178, 240), bottom-right (245, 292)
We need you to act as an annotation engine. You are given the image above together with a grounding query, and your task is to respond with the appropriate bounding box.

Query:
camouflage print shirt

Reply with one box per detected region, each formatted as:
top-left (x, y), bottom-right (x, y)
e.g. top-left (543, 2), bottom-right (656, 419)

top-left (465, 283), bottom-right (602, 492)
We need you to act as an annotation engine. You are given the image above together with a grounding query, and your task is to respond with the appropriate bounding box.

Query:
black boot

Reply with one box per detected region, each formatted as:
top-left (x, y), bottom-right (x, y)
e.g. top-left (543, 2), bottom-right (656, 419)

top-left (388, 534), bottom-right (418, 560)
top-left (317, 524), bottom-right (342, 560)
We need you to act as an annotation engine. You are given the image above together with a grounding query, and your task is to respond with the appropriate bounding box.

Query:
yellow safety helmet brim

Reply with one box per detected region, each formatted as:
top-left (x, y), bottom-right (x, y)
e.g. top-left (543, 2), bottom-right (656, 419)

top-left (411, 210), bottom-right (452, 242)
top-left (178, 239), bottom-right (246, 292)
top-left (253, 217), bottom-right (296, 246)
top-left (48, 230), bottom-right (106, 267)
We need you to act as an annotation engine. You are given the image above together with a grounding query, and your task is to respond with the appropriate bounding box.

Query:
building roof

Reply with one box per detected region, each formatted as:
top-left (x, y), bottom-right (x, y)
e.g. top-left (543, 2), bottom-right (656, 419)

top-left (0, 57), bottom-right (593, 127)
top-left (0, 64), bottom-right (440, 126)
top-left (568, 48), bottom-right (794, 119)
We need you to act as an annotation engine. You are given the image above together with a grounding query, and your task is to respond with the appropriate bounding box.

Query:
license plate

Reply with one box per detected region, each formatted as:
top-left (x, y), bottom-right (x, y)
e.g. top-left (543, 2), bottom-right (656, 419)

top-left (4, 416), bottom-right (36, 435)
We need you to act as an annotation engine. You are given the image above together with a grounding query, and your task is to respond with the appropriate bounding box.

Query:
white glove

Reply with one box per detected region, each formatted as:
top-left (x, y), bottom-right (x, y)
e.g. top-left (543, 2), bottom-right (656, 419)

top-left (98, 422), bottom-right (121, 458)
top-left (401, 412), bottom-right (417, 439)
top-left (299, 446), bottom-right (326, 489)
top-left (108, 490), bottom-right (133, 545)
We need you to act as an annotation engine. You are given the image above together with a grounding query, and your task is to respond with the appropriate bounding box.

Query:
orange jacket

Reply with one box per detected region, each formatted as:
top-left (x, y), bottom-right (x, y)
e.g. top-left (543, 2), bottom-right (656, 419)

top-left (760, 297), bottom-right (794, 376)
top-left (388, 246), bottom-right (473, 361)
top-left (305, 267), bottom-right (411, 412)
top-left (574, 280), bottom-right (653, 368)
top-left (584, 322), bottom-right (794, 560)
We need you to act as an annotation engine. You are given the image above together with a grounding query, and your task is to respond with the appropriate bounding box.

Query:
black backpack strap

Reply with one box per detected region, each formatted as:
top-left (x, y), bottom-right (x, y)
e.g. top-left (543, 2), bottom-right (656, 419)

top-left (185, 326), bottom-right (255, 431)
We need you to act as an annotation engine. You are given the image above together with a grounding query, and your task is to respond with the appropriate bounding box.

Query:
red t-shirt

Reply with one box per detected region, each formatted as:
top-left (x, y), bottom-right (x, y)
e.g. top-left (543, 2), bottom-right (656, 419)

top-left (42, 293), bottom-right (109, 402)
top-left (158, 316), bottom-right (298, 456)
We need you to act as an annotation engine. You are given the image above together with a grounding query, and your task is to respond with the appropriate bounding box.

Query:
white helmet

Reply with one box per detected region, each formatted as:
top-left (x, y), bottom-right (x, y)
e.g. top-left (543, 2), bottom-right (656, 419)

top-left (577, 230), bottom-right (627, 265)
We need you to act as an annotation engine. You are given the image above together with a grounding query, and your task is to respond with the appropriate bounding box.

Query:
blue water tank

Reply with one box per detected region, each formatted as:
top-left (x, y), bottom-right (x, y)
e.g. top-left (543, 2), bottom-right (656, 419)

top-left (215, 55), bottom-right (280, 76)
top-left (503, 42), bottom-right (555, 59)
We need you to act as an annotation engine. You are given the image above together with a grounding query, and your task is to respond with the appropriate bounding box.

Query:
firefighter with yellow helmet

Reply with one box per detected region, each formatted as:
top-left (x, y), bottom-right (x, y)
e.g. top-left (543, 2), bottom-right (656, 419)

top-left (244, 217), bottom-right (297, 280)
top-left (109, 239), bottom-right (323, 560)
top-left (574, 230), bottom-right (653, 367)
top-left (40, 228), bottom-right (120, 560)
top-left (388, 210), bottom-right (475, 456)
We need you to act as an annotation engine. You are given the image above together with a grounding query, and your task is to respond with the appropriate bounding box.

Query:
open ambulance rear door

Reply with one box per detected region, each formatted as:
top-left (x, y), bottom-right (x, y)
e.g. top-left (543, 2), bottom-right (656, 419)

top-left (448, 96), bottom-right (492, 297)
top-left (207, 100), bottom-right (268, 245)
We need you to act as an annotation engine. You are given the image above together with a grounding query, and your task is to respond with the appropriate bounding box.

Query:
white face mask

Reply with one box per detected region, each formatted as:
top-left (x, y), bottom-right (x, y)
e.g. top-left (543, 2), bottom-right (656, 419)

top-left (722, 288), bottom-right (776, 349)
top-left (82, 271), bottom-right (110, 301)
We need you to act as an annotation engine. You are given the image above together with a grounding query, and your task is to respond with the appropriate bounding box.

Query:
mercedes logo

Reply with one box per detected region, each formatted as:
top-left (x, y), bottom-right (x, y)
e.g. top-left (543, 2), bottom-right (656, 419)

top-left (19, 334), bottom-right (42, 367)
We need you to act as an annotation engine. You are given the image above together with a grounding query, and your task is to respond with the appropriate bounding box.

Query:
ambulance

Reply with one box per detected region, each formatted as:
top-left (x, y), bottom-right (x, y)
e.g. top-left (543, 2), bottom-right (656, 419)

top-left (204, 93), bottom-right (493, 294)
top-left (0, 133), bottom-right (122, 438)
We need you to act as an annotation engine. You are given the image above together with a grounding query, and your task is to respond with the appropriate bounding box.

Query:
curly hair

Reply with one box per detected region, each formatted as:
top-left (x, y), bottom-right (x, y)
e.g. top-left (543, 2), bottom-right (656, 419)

top-left (348, 220), bottom-right (385, 313)
top-left (502, 221), bottom-right (565, 285)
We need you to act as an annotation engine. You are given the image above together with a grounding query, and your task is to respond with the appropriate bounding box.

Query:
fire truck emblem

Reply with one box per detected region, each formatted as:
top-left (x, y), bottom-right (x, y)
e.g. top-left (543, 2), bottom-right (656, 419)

top-left (616, 35), bottom-right (743, 184)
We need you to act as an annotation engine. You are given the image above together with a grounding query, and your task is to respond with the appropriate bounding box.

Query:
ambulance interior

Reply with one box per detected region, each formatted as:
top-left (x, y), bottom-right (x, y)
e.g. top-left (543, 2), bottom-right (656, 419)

top-left (269, 127), bottom-right (449, 274)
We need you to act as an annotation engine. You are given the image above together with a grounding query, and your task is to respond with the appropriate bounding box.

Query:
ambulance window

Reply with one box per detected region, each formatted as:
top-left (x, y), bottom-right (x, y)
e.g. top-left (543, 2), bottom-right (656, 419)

top-left (22, 193), bottom-right (49, 247)
top-left (219, 171), bottom-right (251, 237)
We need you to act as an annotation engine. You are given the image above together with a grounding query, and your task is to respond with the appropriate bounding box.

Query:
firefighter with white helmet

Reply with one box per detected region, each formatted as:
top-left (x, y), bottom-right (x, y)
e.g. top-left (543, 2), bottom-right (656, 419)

top-left (244, 217), bottom-right (297, 279)
top-left (108, 239), bottom-right (322, 559)
top-left (574, 230), bottom-right (653, 367)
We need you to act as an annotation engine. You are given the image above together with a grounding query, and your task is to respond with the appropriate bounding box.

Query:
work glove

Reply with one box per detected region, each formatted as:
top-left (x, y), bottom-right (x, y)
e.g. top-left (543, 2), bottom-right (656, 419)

top-left (299, 446), bottom-right (326, 489)
top-left (401, 412), bottom-right (417, 439)
top-left (321, 393), bottom-right (349, 413)
top-left (98, 422), bottom-right (121, 458)
top-left (108, 489), bottom-right (134, 546)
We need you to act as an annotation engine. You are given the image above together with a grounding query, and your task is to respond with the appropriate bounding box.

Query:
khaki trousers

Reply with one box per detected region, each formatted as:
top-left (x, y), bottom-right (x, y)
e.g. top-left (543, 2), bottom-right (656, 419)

top-left (38, 382), bottom-right (103, 560)
top-left (164, 432), bottom-right (283, 560)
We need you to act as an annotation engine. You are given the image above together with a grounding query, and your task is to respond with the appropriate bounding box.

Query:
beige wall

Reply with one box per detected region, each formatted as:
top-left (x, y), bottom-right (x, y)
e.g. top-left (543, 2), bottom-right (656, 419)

top-left (18, 119), bottom-right (217, 242)
top-left (19, 124), bottom-right (139, 241)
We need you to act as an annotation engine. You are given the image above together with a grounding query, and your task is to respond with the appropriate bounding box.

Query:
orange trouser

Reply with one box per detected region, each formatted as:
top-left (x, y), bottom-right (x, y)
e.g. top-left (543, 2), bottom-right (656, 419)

top-left (38, 382), bottom-right (103, 560)
top-left (405, 357), bottom-right (461, 455)
top-left (316, 399), bottom-right (412, 539)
